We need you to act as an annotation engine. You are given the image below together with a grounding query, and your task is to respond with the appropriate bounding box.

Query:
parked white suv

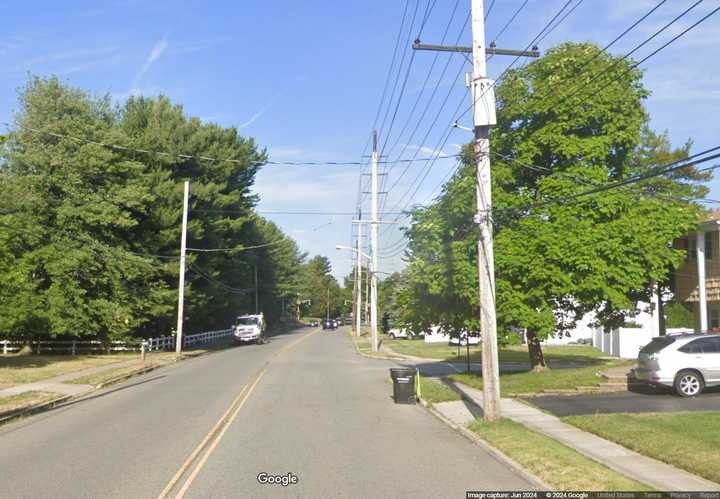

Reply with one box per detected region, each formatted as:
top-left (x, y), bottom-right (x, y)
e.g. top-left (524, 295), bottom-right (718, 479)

top-left (634, 333), bottom-right (720, 397)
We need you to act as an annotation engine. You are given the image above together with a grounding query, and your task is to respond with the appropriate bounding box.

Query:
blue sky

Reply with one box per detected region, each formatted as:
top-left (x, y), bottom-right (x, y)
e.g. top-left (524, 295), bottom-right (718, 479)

top-left (2, 0), bottom-right (719, 282)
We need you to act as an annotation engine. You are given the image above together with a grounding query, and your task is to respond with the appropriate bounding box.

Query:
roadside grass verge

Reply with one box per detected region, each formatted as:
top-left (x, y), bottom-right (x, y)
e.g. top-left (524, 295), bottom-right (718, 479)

top-left (67, 351), bottom-right (201, 386)
top-left (382, 338), bottom-right (608, 365)
top-left (0, 391), bottom-right (59, 414)
top-left (418, 375), bottom-right (461, 406)
top-left (563, 412), bottom-right (720, 484)
top-left (449, 360), bottom-right (631, 396)
top-left (0, 354), bottom-right (136, 386)
top-left (68, 364), bottom-right (148, 386)
top-left (468, 418), bottom-right (651, 491)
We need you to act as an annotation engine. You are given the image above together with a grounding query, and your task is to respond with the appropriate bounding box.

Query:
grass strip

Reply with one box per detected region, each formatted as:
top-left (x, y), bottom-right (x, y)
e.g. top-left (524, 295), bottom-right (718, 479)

top-left (564, 411), bottom-right (720, 485)
top-left (418, 375), bottom-right (461, 406)
top-left (0, 391), bottom-right (60, 414)
top-left (0, 354), bottom-right (136, 385)
top-left (449, 361), bottom-right (630, 396)
top-left (383, 339), bottom-right (608, 364)
top-left (468, 418), bottom-right (651, 491)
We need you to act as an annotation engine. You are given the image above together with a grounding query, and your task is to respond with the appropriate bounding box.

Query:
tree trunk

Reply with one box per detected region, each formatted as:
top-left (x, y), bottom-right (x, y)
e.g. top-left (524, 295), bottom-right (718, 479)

top-left (526, 329), bottom-right (548, 371)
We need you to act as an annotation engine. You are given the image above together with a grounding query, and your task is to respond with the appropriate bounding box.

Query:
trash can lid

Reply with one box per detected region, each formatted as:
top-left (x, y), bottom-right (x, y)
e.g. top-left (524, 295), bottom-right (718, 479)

top-left (389, 367), bottom-right (418, 379)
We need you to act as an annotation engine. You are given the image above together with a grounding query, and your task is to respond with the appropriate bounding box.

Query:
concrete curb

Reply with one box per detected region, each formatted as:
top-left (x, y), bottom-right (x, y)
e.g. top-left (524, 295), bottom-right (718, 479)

top-left (0, 394), bottom-right (73, 425)
top-left (349, 333), bottom-right (407, 362)
top-left (94, 364), bottom-right (161, 389)
top-left (418, 398), bottom-right (551, 491)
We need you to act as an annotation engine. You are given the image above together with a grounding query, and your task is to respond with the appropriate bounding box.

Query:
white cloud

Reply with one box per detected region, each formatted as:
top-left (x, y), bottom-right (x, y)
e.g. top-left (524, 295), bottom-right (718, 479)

top-left (130, 37), bottom-right (168, 96)
top-left (238, 91), bottom-right (285, 129)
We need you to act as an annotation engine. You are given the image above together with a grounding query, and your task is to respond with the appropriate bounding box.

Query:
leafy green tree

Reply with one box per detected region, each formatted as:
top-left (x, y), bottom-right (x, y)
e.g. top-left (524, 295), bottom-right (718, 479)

top-left (401, 43), bottom-right (709, 368)
top-left (299, 256), bottom-right (341, 319)
top-left (0, 76), bottom-right (302, 341)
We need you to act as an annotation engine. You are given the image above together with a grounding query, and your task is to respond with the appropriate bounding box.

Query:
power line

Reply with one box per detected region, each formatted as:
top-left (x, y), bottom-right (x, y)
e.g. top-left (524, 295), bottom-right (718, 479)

top-left (377, 0), bottom-right (421, 146)
top-left (382, 0), bottom-right (583, 222)
top-left (494, 146), bottom-right (720, 219)
top-left (191, 209), bottom-right (406, 216)
top-left (188, 264), bottom-right (255, 295)
top-left (491, 0), bottom-right (530, 43)
top-left (186, 239), bottom-right (287, 253)
top-left (2, 123), bottom-right (459, 167)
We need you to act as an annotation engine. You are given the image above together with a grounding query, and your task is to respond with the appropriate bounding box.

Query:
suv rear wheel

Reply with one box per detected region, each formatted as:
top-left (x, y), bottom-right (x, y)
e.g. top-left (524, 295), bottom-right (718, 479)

top-left (674, 370), bottom-right (705, 397)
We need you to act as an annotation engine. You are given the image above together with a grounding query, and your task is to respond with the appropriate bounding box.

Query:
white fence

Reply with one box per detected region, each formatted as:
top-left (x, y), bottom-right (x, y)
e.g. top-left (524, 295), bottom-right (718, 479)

top-left (1, 328), bottom-right (233, 355)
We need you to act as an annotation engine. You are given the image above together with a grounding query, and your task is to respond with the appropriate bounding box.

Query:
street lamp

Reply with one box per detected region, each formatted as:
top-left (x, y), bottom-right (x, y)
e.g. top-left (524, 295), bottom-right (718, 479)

top-left (335, 245), bottom-right (371, 261)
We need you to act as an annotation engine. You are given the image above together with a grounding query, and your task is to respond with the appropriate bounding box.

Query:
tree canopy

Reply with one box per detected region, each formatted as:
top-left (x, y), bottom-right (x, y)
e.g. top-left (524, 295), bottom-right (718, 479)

top-left (397, 43), bottom-right (710, 367)
top-left (0, 76), bottom-right (307, 341)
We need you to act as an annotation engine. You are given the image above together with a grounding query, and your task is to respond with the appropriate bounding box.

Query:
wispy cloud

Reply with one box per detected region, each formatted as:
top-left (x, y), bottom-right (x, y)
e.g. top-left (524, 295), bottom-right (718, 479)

top-left (401, 144), bottom-right (449, 157)
top-left (130, 36), bottom-right (168, 95)
top-left (239, 90), bottom-right (285, 129)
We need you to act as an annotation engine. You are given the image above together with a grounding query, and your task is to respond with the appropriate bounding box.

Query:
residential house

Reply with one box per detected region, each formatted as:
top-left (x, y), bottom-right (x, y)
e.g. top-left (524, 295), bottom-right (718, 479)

top-left (671, 210), bottom-right (720, 332)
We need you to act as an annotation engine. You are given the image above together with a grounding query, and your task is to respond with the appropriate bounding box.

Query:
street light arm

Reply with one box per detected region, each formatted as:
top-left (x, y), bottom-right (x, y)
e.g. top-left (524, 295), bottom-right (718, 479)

top-left (335, 245), bottom-right (371, 261)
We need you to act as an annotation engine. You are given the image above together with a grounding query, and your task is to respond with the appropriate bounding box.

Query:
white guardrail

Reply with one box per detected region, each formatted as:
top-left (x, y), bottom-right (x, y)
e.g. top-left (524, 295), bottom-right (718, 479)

top-left (0, 328), bottom-right (233, 355)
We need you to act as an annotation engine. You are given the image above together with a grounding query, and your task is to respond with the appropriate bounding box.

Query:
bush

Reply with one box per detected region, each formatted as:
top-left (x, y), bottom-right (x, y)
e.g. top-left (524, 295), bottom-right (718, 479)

top-left (665, 301), bottom-right (694, 328)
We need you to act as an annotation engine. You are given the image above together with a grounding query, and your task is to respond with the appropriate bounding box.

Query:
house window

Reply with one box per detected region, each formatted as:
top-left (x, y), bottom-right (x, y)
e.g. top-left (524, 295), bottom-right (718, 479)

top-left (711, 307), bottom-right (720, 329)
top-left (689, 239), bottom-right (697, 261)
top-left (706, 234), bottom-right (715, 260)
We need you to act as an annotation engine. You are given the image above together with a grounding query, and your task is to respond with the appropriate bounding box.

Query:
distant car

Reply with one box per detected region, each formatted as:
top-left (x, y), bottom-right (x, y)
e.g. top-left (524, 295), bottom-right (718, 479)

top-left (449, 331), bottom-right (480, 346)
top-left (388, 328), bottom-right (409, 340)
top-left (308, 320), bottom-right (318, 327)
top-left (344, 317), bottom-right (353, 325)
top-left (322, 319), bottom-right (336, 330)
top-left (387, 327), bottom-right (424, 340)
top-left (634, 333), bottom-right (720, 397)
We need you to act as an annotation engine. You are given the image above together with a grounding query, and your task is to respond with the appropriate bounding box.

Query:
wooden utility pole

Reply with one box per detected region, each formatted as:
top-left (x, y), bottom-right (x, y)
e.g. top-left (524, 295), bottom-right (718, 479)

top-left (471, 0), bottom-right (501, 421)
top-left (356, 217), bottom-right (363, 337)
top-left (412, 0), bottom-right (539, 421)
top-left (370, 130), bottom-right (379, 353)
top-left (254, 263), bottom-right (259, 314)
top-left (175, 181), bottom-right (190, 355)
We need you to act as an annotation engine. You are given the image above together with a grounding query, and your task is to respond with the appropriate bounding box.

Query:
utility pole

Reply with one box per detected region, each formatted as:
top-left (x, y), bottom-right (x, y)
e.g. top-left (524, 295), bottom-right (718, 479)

top-left (370, 130), bottom-right (379, 353)
top-left (326, 287), bottom-right (330, 320)
top-left (175, 181), bottom-right (190, 355)
top-left (365, 255), bottom-right (369, 326)
top-left (412, 0), bottom-right (539, 421)
top-left (355, 216), bottom-right (363, 337)
top-left (254, 263), bottom-right (259, 314)
top-left (471, 0), bottom-right (501, 422)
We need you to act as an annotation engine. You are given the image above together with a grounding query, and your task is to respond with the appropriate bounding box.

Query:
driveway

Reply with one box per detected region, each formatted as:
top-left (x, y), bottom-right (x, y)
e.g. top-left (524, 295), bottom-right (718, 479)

top-left (524, 386), bottom-right (720, 417)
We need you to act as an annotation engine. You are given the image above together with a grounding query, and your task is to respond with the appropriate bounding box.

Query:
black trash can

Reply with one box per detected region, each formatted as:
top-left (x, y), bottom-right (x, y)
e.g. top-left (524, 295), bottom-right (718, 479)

top-left (389, 367), bottom-right (418, 404)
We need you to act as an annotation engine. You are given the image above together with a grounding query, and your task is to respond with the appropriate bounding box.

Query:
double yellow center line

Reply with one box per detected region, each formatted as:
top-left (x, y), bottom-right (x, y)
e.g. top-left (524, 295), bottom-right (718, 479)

top-left (157, 329), bottom-right (318, 499)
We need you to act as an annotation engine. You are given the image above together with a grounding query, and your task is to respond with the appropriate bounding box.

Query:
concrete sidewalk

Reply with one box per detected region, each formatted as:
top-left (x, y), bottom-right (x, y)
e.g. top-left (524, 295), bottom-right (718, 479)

top-left (0, 359), bottom-right (142, 398)
top-left (443, 379), bottom-right (720, 492)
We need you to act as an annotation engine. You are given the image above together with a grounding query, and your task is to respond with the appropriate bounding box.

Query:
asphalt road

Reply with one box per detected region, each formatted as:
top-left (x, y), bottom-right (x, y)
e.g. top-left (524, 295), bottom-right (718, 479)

top-left (525, 387), bottom-right (720, 417)
top-left (0, 326), bottom-right (534, 498)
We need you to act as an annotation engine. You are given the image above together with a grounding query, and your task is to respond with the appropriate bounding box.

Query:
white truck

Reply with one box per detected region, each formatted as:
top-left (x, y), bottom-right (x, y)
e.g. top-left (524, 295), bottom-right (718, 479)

top-left (233, 314), bottom-right (266, 344)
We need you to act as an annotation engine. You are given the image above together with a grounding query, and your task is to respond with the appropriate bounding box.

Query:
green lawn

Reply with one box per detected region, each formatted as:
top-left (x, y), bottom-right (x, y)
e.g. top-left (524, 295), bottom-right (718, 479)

top-left (0, 391), bottom-right (60, 414)
top-left (468, 419), bottom-right (651, 491)
top-left (382, 337), bottom-right (608, 365)
top-left (449, 360), bottom-right (631, 396)
top-left (564, 412), bottom-right (720, 484)
top-left (0, 354), bottom-right (135, 386)
top-left (418, 375), bottom-right (461, 406)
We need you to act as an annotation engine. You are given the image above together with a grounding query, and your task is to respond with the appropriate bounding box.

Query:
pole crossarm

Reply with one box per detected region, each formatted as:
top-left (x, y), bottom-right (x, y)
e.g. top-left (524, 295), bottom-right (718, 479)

top-left (412, 42), bottom-right (540, 58)
top-left (352, 219), bottom-right (400, 225)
